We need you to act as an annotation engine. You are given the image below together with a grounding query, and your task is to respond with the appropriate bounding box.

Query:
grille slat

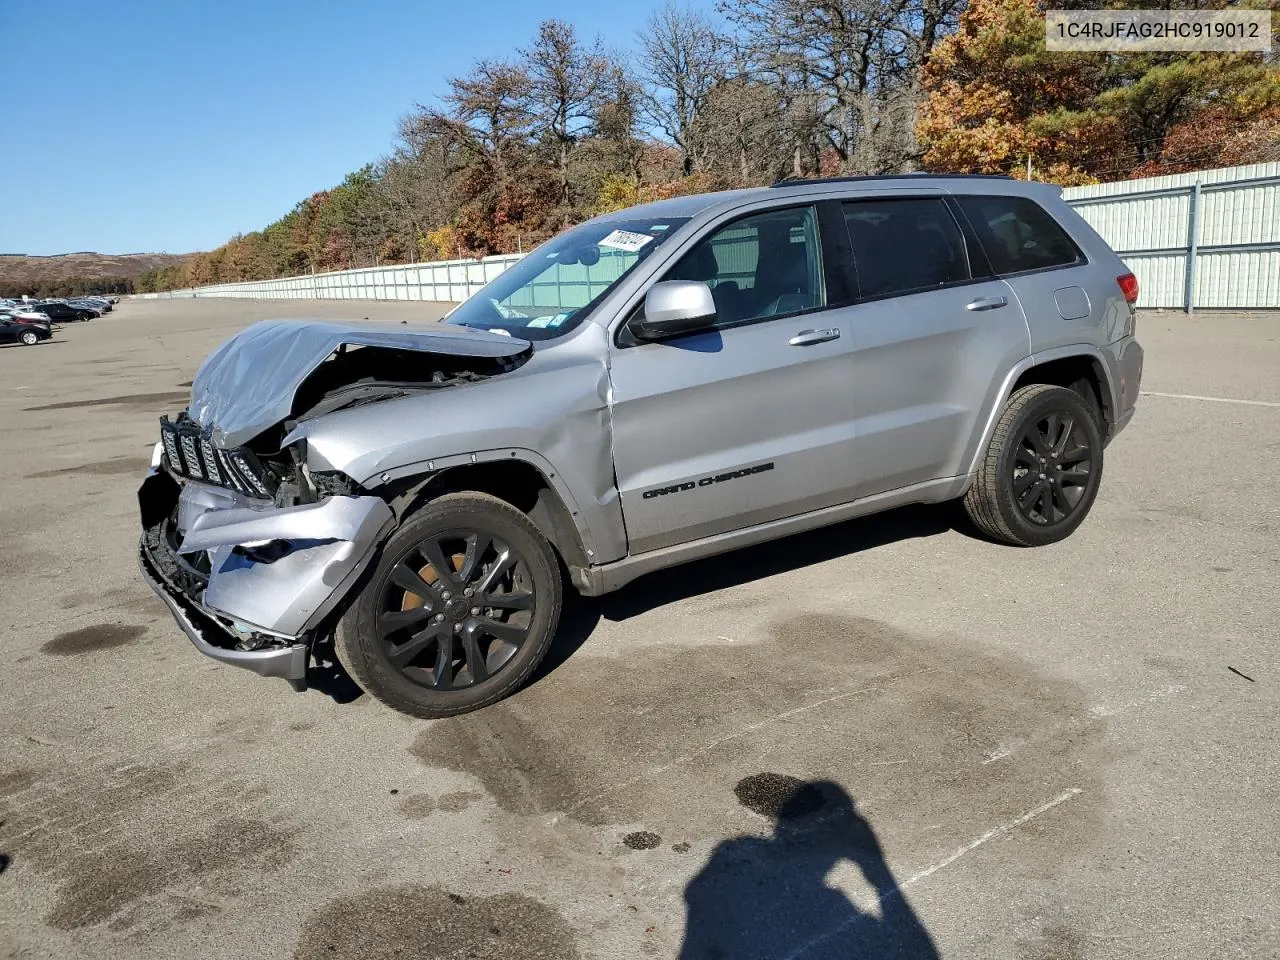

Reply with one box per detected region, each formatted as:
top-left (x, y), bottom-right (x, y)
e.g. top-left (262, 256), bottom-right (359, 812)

top-left (160, 419), bottom-right (275, 497)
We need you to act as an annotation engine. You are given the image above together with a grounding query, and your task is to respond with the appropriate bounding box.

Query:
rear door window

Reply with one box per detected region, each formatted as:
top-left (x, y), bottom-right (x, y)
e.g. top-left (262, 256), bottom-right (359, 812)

top-left (957, 195), bottom-right (1083, 275)
top-left (842, 198), bottom-right (969, 299)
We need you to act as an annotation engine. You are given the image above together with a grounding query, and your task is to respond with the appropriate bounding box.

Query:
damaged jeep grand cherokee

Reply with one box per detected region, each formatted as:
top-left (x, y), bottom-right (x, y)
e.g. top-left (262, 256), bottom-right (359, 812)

top-left (139, 175), bottom-right (1143, 718)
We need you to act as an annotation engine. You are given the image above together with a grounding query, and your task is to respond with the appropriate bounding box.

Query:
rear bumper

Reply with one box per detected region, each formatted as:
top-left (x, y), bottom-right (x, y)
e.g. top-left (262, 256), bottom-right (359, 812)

top-left (1110, 337), bottom-right (1144, 440)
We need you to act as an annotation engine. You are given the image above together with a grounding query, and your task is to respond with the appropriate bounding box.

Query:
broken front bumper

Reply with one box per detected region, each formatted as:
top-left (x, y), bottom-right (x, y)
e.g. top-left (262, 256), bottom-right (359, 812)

top-left (137, 468), bottom-right (393, 683)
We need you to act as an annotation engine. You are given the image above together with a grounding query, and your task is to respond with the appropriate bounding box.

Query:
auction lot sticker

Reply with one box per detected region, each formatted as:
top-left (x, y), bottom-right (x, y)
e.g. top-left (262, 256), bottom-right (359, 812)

top-left (1046, 9), bottom-right (1272, 52)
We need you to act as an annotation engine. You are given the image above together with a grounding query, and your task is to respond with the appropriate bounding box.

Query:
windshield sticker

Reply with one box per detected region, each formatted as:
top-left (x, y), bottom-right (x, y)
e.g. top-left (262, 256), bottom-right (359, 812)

top-left (526, 316), bottom-right (555, 328)
top-left (546, 312), bottom-right (571, 327)
top-left (599, 229), bottom-right (654, 253)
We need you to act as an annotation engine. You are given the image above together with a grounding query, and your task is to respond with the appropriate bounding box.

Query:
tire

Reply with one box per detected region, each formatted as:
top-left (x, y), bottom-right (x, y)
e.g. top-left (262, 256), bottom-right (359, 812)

top-left (963, 384), bottom-right (1104, 547)
top-left (336, 491), bottom-right (562, 718)
top-left (19, 330), bottom-right (38, 345)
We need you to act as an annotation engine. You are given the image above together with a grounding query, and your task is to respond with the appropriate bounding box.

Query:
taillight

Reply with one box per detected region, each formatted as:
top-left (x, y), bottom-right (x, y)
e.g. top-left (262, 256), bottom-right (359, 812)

top-left (1117, 272), bottom-right (1139, 305)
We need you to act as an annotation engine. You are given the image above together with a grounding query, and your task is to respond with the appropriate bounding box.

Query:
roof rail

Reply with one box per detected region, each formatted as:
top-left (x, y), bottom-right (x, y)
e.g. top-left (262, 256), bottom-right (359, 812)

top-left (770, 173), bottom-right (1013, 188)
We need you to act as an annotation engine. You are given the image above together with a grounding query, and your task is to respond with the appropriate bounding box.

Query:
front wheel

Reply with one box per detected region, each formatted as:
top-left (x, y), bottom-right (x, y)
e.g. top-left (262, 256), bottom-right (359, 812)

top-left (20, 330), bottom-right (39, 345)
top-left (963, 384), bottom-right (1104, 547)
top-left (336, 492), bottom-right (562, 718)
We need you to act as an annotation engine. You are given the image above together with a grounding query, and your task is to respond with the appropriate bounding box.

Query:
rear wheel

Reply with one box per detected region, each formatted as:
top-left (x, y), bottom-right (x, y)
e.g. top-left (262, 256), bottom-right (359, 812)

top-left (336, 492), bottom-right (562, 718)
top-left (963, 384), bottom-right (1103, 547)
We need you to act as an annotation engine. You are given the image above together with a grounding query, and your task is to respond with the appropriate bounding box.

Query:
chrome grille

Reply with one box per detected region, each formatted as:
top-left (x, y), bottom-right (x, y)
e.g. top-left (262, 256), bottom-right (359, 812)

top-left (159, 416), bottom-right (276, 497)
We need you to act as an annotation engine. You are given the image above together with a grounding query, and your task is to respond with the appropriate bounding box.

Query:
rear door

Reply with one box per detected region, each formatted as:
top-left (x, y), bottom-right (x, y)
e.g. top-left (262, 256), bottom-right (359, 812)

top-left (608, 202), bottom-right (861, 554)
top-left (837, 194), bottom-right (1031, 498)
top-left (953, 193), bottom-right (1105, 352)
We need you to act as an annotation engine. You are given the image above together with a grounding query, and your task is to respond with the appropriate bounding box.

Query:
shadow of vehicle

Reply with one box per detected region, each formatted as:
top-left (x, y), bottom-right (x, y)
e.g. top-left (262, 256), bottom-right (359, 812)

top-left (312, 502), bottom-right (964, 704)
top-left (529, 501), bottom-right (962, 686)
top-left (680, 778), bottom-right (938, 960)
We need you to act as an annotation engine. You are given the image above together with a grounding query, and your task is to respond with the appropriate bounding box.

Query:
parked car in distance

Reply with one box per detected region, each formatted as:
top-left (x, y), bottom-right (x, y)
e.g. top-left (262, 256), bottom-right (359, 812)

top-left (36, 301), bottom-right (94, 322)
top-left (139, 173), bottom-right (1144, 719)
top-left (0, 316), bottom-right (51, 345)
top-left (0, 307), bottom-right (53, 330)
top-left (68, 300), bottom-right (105, 316)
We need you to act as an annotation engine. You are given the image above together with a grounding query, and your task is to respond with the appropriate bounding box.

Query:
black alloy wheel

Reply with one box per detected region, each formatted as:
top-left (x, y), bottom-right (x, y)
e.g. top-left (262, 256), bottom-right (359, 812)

top-left (963, 383), bottom-right (1104, 547)
top-left (337, 491), bottom-right (562, 718)
top-left (377, 531), bottom-right (536, 690)
top-left (1011, 410), bottom-right (1093, 526)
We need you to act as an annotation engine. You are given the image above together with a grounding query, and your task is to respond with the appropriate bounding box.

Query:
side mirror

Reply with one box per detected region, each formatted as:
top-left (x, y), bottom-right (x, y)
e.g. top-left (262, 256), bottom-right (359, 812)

top-left (631, 281), bottom-right (717, 340)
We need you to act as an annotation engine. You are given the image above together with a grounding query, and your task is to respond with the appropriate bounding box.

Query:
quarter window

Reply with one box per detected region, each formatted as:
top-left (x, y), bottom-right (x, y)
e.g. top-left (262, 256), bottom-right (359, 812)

top-left (957, 195), bottom-right (1082, 275)
top-left (662, 205), bottom-right (826, 327)
top-left (842, 198), bottom-right (969, 299)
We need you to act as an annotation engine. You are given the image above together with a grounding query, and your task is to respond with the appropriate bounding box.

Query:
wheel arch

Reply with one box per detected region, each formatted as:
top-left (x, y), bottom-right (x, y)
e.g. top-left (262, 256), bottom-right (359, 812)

top-left (964, 345), bottom-right (1118, 479)
top-left (380, 455), bottom-right (593, 575)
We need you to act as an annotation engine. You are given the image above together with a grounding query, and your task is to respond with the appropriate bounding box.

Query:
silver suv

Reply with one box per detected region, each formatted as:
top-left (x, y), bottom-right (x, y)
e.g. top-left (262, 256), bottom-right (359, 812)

top-left (138, 175), bottom-right (1144, 718)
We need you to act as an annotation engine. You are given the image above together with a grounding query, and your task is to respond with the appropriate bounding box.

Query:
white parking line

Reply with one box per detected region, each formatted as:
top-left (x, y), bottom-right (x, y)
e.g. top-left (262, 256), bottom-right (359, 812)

top-left (1142, 391), bottom-right (1280, 408)
top-left (891, 788), bottom-right (1083, 894)
top-left (782, 788), bottom-right (1083, 960)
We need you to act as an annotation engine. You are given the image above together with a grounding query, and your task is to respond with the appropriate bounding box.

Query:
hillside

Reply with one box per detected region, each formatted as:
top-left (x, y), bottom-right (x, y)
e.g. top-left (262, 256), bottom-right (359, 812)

top-left (0, 251), bottom-right (189, 297)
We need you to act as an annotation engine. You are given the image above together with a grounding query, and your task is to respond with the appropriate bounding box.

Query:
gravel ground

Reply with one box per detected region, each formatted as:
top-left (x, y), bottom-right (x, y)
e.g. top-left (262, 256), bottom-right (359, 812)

top-left (1, 300), bottom-right (1277, 960)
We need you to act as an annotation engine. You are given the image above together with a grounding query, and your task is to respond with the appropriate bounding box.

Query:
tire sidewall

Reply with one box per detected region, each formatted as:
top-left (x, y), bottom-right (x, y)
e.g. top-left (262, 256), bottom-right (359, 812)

top-left (340, 495), bottom-right (562, 715)
top-left (993, 387), bottom-right (1104, 546)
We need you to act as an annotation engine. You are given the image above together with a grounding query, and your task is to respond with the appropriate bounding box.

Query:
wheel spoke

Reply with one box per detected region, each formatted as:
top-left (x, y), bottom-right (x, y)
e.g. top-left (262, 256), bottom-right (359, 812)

top-left (1014, 446), bottom-right (1039, 469)
top-left (457, 533), bottom-right (491, 583)
top-left (390, 563), bottom-right (440, 607)
top-left (1033, 484), bottom-right (1052, 521)
top-left (1059, 466), bottom-right (1090, 486)
top-left (1052, 417), bottom-right (1076, 458)
top-left (388, 622), bottom-right (448, 669)
top-left (475, 548), bottom-right (516, 596)
top-left (432, 636), bottom-right (455, 689)
top-left (1013, 471), bottom-right (1038, 497)
top-left (476, 617), bottom-right (530, 647)
top-left (485, 589), bottom-right (534, 612)
top-left (1050, 482), bottom-right (1071, 519)
top-left (419, 538), bottom-right (462, 590)
top-left (459, 624), bottom-right (489, 683)
top-left (1059, 442), bottom-right (1089, 465)
top-left (1041, 414), bottom-right (1059, 454)
top-left (378, 605), bottom-right (435, 637)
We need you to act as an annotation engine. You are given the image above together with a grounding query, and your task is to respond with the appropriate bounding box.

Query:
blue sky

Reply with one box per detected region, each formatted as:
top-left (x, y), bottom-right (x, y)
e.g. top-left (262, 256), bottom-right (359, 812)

top-left (0, 0), bottom-right (714, 256)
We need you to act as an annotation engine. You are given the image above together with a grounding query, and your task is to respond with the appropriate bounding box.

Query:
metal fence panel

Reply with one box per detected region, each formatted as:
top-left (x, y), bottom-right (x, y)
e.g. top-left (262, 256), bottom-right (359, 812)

top-left (138, 164), bottom-right (1278, 312)
top-left (1064, 162), bottom-right (1280, 311)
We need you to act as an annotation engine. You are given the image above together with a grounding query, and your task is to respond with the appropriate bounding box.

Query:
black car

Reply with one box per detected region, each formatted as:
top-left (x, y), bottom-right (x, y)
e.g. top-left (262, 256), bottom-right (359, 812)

top-left (36, 302), bottom-right (94, 322)
top-left (0, 318), bottom-right (51, 345)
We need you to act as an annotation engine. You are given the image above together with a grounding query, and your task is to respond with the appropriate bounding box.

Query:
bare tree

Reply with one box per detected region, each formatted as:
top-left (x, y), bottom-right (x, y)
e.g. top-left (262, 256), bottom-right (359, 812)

top-left (523, 20), bottom-right (612, 218)
top-left (692, 77), bottom-right (793, 183)
top-left (637, 3), bottom-right (730, 175)
top-left (724, 0), bottom-right (966, 174)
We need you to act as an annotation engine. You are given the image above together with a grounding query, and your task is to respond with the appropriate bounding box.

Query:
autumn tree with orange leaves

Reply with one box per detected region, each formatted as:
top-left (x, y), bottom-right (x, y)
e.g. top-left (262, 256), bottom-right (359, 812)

top-left (918, 0), bottom-right (1280, 185)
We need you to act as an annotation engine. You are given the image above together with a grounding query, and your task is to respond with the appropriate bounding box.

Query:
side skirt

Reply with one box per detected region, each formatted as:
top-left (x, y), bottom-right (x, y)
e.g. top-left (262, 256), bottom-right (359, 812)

top-left (572, 475), bottom-right (970, 596)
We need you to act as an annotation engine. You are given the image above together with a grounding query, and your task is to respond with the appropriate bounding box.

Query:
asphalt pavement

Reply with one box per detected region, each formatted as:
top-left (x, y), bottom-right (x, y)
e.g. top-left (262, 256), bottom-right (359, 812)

top-left (1, 299), bottom-right (1276, 959)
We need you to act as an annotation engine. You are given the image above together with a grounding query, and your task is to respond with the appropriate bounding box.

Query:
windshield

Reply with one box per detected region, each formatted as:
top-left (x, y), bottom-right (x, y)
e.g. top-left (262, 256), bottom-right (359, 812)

top-left (446, 217), bottom-right (690, 341)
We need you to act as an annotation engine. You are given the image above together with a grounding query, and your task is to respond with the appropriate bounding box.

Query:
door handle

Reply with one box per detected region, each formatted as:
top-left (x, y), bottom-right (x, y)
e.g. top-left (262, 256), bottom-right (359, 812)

top-left (966, 296), bottom-right (1008, 312)
top-left (789, 328), bottom-right (841, 346)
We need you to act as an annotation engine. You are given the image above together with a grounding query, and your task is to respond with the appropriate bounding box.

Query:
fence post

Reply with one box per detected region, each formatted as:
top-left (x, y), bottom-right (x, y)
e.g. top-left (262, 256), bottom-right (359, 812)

top-left (1184, 181), bottom-right (1201, 315)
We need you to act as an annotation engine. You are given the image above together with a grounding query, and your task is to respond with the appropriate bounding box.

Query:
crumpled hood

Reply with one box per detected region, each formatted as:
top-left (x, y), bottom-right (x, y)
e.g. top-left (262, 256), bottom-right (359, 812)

top-left (189, 319), bottom-right (531, 447)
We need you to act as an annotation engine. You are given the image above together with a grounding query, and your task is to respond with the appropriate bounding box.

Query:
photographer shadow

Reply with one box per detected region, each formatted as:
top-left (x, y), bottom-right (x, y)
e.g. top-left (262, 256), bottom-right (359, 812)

top-left (680, 780), bottom-right (938, 960)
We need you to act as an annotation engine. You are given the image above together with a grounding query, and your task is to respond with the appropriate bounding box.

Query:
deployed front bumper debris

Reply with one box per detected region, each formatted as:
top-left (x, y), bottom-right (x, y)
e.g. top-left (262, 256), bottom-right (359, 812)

top-left (137, 468), bottom-right (393, 684)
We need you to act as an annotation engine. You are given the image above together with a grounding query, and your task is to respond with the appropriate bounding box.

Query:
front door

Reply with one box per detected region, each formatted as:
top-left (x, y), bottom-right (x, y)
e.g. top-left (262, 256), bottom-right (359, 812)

top-left (608, 203), bottom-right (861, 555)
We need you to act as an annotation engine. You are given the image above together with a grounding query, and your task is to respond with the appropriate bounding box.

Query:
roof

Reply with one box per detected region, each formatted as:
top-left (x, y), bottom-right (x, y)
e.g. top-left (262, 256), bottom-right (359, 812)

top-left (596, 174), bottom-right (1054, 223)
